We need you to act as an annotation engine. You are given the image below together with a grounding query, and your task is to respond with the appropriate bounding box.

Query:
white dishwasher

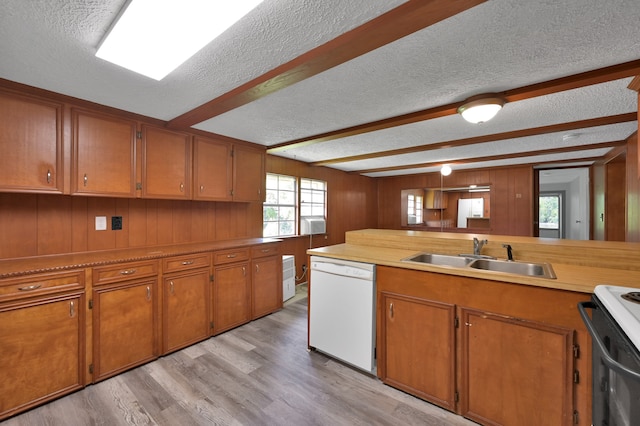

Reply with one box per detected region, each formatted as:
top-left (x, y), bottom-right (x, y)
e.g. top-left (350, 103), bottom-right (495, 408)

top-left (308, 256), bottom-right (376, 373)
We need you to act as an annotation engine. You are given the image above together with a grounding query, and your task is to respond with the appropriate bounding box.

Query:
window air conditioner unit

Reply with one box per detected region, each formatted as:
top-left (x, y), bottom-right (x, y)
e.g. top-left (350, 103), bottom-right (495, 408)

top-left (300, 217), bottom-right (326, 235)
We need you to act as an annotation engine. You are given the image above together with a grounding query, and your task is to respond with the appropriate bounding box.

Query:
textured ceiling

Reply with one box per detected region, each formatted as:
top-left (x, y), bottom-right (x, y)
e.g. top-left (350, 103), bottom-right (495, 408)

top-left (0, 0), bottom-right (638, 179)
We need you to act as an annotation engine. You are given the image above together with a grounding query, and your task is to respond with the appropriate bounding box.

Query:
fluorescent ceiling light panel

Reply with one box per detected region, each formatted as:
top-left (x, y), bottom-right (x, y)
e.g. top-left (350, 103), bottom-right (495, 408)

top-left (96, 0), bottom-right (263, 80)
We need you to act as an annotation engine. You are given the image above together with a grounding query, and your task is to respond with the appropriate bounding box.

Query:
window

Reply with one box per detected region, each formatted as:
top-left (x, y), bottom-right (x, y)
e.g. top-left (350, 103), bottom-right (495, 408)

top-left (539, 194), bottom-right (560, 231)
top-left (263, 174), bottom-right (297, 237)
top-left (300, 178), bottom-right (327, 218)
top-left (263, 174), bottom-right (327, 237)
top-left (407, 193), bottom-right (423, 224)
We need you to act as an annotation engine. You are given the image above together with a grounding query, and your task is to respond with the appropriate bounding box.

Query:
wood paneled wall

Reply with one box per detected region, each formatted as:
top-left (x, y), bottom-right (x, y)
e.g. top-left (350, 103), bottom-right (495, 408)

top-left (266, 155), bottom-right (378, 283)
top-left (376, 166), bottom-right (533, 236)
top-left (0, 193), bottom-right (261, 259)
top-left (626, 132), bottom-right (640, 241)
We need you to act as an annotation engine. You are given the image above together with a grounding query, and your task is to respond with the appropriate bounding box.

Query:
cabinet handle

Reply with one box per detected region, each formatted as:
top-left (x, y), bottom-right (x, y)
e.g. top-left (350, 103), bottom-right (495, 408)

top-left (46, 169), bottom-right (52, 184)
top-left (181, 260), bottom-right (194, 265)
top-left (200, 185), bottom-right (204, 193)
top-left (18, 284), bottom-right (42, 291)
top-left (146, 286), bottom-right (151, 301)
top-left (390, 302), bottom-right (394, 319)
top-left (261, 248), bottom-right (270, 253)
top-left (120, 269), bottom-right (137, 275)
top-left (227, 254), bottom-right (237, 259)
top-left (69, 300), bottom-right (75, 318)
top-left (242, 266), bottom-right (246, 276)
top-left (170, 281), bottom-right (174, 294)
top-left (83, 173), bottom-right (88, 187)
top-left (180, 182), bottom-right (184, 192)
top-left (256, 264), bottom-right (260, 273)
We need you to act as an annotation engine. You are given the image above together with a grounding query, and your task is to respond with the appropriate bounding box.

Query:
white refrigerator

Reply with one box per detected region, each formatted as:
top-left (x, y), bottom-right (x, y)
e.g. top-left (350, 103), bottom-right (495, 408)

top-left (457, 198), bottom-right (484, 228)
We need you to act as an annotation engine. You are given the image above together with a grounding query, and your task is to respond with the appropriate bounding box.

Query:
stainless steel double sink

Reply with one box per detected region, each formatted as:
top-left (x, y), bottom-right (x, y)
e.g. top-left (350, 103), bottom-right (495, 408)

top-left (402, 253), bottom-right (556, 279)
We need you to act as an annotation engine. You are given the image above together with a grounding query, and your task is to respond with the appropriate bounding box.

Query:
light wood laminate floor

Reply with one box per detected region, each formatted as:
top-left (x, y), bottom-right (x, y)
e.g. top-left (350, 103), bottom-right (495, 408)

top-left (3, 286), bottom-right (476, 426)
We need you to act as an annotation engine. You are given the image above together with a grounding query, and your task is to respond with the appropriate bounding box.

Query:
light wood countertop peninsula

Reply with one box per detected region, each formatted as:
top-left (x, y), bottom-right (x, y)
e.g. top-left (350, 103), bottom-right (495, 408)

top-left (308, 229), bottom-right (640, 294)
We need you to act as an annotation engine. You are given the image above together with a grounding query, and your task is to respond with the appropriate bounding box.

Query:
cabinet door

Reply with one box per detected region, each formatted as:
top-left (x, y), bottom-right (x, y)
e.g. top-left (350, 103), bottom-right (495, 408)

top-left (379, 292), bottom-right (456, 411)
top-left (0, 294), bottom-right (83, 420)
top-left (163, 269), bottom-right (210, 353)
top-left (0, 91), bottom-right (63, 193)
top-left (193, 136), bottom-right (232, 201)
top-left (252, 256), bottom-right (282, 319)
top-left (93, 280), bottom-right (158, 381)
top-left (141, 125), bottom-right (192, 199)
top-left (460, 307), bottom-right (574, 426)
top-left (233, 145), bottom-right (265, 202)
top-left (212, 262), bottom-right (250, 335)
top-left (72, 109), bottom-right (137, 197)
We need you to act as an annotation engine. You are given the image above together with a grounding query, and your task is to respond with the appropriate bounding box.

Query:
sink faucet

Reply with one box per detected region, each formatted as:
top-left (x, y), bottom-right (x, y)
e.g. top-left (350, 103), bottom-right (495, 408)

top-left (503, 244), bottom-right (514, 261)
top-left (473, 238), bottom-right (488, 256)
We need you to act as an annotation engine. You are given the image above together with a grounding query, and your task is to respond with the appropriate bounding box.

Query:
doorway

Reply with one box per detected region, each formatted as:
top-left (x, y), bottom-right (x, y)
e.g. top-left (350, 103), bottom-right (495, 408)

top-left (537, 168), bottom-right (589, 240)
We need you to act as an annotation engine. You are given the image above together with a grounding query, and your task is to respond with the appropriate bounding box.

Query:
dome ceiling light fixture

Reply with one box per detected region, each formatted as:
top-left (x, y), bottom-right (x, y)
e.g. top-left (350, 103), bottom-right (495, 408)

top-left (440, 164), bottom-right (452, 176)
top-left (457, 94), bottom-right (506, 124)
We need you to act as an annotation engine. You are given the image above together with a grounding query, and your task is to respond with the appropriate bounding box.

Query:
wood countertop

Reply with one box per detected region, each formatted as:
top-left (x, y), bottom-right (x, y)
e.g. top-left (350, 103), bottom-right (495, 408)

top-left (0, 238), bottom-right (281, 279)
top-left (307, 230), bottom-right (640, 294)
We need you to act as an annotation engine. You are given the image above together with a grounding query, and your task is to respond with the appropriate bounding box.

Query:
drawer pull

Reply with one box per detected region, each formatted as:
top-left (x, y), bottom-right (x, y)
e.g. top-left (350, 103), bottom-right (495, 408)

top-left (18, 284), bottom-right (42, 291)
top-left (181, 260), bottom-right (194, 265)
top-left (120, 269), bottom-right (137, 275)
top-left (47, 169), bottom-right (52, 184)
top-left (261, 249), bottom-right (270, 253)
top-left (226, 254), bottom-right (237, 259)
top-left (83, 173), bottom-right (88, 186)
top-left (180, 182), bottom-right (184, 192)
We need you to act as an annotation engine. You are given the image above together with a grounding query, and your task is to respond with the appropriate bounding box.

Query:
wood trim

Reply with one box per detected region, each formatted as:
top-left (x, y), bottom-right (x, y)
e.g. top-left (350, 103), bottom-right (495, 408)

top-left (167, 0), bottom-right (487, 129)
top-left (313, 113), bottom-right (636, 167)
top-left (269, 61), bottom-right (640, 153)
top-left (354, 141), bottom-right (625, 174)
top-left (626, 75), bottom-right (640, 92)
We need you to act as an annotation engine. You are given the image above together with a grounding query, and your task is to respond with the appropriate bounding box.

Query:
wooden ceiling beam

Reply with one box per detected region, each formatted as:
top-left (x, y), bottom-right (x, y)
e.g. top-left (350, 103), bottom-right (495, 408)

top-left (310, 113), bottom-right (637, 166)
top-left (167, 0), bottom-right (486, 129)
top-left (268, 60), bottom-right (640, 153)
top-left (354, 140), bottom-right (625, 175)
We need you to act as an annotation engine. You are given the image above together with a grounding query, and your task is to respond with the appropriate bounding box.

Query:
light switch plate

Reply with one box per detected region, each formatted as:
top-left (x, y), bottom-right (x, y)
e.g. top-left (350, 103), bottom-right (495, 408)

top-left (95, 216), bottom-right (107, 231)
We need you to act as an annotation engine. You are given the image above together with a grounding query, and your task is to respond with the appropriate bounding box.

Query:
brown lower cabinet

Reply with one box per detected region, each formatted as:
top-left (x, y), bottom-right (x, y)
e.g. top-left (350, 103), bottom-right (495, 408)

top-left (0, 271), bottom-right (85, 420)
top-left (212, 248), bottom-right (252, 335)
top-left (378, 293), bottom-right (456, 411)
top-left (376, 266), bottom-right (590, 426)
top-left (162, 254), bottom-right (211, 353)
top-left (92, 261), bottom-right (160, 382)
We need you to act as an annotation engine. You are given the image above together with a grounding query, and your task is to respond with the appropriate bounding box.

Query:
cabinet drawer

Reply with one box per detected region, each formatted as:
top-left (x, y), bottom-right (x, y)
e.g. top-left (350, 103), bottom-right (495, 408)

top-left (251, 243), bottom-right (280, 259)
top-left (93, 260), bottom-right (158, 286)
top-left (163, 253), bottom-right (210, 273)
top-left (0, 270), bottom-right (84, 302)
top-left (214, 248), bottom-right (250, 265)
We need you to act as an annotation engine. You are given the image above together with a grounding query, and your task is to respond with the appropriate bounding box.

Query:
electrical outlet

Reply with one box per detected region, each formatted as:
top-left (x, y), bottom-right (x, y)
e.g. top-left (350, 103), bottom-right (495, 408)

top-left (111, 216), bottom-right (123, 230)
top-left (302, 264), bottom-right (307, 272)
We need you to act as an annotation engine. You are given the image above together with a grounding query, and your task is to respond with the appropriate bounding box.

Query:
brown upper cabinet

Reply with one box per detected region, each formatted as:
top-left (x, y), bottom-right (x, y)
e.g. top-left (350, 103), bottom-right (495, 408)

top-left (193, 136), bottom-right (233, 201)
top-left (72, 109), bottom-right (137, 197)
top-left (194, 136), bottom-right (265, 202)
top-left (233, 144), bottom-right (265, 202)
top-left (0, 90), bottom-right (63, 194)
top-left (141, 125), bottom-right (192, 199)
